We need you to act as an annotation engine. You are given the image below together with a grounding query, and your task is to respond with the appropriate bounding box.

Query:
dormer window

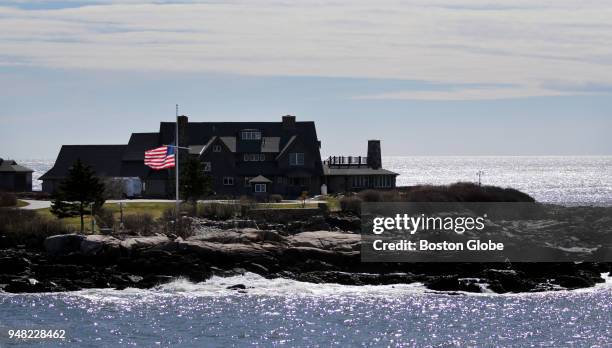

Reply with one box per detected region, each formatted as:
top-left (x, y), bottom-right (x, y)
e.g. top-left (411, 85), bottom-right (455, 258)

top-left (289, 153), bottom-right (305, 166)
top-left (213, 145), bottom-right (222, 152)
top-left (241, 130), bottom-right (261, 140)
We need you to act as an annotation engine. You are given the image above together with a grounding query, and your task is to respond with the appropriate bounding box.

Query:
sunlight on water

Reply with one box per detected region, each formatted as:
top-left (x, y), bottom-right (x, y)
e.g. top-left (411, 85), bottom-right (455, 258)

top-left (384, 156), bottom-right (612, 205)
top-left (22, 156), bottom-right (612, 204)
top-left (0, 273), bottom-right (610, 347)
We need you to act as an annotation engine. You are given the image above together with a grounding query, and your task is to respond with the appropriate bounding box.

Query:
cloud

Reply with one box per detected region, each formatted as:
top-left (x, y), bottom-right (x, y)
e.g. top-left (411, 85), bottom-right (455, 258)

top-left (353, 85), bottom-right (580, 101)
top-left (1, 0), bottom-right (612, 100)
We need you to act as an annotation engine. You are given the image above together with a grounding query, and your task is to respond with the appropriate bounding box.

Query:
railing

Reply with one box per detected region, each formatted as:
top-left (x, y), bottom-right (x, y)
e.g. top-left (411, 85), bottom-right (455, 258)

top-left (323, 156), bottom-right (368, 166)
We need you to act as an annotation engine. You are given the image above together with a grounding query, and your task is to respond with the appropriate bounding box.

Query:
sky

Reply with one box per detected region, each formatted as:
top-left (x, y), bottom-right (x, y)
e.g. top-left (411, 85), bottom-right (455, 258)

top-left (1, 0), bottom-right (611, 159)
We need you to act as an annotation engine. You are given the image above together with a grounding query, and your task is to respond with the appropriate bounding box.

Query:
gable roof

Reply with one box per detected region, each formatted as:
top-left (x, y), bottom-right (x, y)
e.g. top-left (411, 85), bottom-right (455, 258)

top-left (122, 133), bottom-right (159, 161)
top-left (0, 159), bottom-right (33, 173)
top-left (249, 175), bottom-right (272, 183)
top-left (40, 145), bottom-right (127, 180)
top-left (158, 120), bottom-right (318, 154)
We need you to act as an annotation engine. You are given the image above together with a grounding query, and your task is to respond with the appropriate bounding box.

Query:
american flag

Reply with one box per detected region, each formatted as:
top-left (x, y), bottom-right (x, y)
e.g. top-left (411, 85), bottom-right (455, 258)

top-left (144, 145), bottom-right (176, 170)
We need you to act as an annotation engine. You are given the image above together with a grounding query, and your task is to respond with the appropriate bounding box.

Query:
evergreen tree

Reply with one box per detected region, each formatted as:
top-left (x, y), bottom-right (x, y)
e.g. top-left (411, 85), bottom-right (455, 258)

top-left (180, 156), bottom-right (212, 206)
top-left (50, 159), bottom-right (106, 233)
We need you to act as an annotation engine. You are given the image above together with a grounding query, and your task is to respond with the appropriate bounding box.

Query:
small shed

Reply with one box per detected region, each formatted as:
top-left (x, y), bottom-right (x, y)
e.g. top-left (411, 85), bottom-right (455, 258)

top-left (0, 158), bottom-right (33, 192)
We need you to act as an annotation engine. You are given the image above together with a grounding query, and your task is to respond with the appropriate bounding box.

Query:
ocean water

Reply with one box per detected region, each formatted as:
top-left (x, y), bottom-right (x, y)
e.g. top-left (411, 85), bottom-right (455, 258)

top-left (21, 156), bottom-right (612, 204)
top-left (385, 156), bottom-right (612, 205)
top-left (4, 157), bottom-right (612, 346)
top-left (0, 273), bottom-right (610, 347)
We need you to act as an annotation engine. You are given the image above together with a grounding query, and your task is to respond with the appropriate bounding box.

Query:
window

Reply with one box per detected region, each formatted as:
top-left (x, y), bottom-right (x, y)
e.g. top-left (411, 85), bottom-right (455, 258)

top-left (254, 184), bottom-right (267, 193)
top-left (241, 130), bottom-right (261, 140)
top-left (244, 177), bottom-right (253, 187)
top-left (223, 177), bottom-right (234, 186)
top-left (213, 145), bottom-right (222, 152)
top-left (203, 162), bottom-right (212, 172)
top-left (276, 176), bottom-right (287, 185)
top-left (352, 176), bottom-right (369, 188)
top-left (289, 153), bottom-right (305, 166)
top-left (244, 153), bottom-right (265, 161)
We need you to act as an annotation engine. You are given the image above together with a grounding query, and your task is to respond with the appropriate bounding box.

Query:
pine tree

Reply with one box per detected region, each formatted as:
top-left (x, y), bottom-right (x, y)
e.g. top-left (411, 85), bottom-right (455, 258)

top-left (180, 156), bottom-right (212, 207)
top-left (50, 159), bottom-right (106, 233)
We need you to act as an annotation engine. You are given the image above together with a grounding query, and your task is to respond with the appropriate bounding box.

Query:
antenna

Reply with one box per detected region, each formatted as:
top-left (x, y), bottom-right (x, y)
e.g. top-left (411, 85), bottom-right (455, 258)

top-left (477, 170), bottom-right (485, 186)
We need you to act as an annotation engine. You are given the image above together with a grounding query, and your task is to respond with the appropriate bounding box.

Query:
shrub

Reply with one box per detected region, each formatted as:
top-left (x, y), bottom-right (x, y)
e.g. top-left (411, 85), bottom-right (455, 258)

top-left (0, 209), bottom-right (70, 249)
top-left (123, 213), bottom-right (156, 235)
top-left (381, 190), bottom-right (401, 202)
top-left (103, 178), bottom-right (124, 199)
top-left (339, 196), bottom-right (363, 215)
top-left (0, 191), bottom-right (17, 207)
top-left (158, 208), bottom-right (194, 239)
top-left (198, 202), bottom-right (240, 220)
top-left (95, 206), bottom-right (116, 229)
top-left (269, 194), bottom-right (283, 203)
top-left (358, 189), bottom-right (382, 202)
top-left (400, 182), bottom-right (535, 203)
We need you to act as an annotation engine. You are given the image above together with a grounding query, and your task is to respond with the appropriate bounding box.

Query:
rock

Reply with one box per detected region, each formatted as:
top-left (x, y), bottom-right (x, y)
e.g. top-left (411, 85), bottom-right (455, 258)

top-left (553, 275), bottom-right (594, 289)
top-left (287, 231), bottom-right (360, 252)
top-left (244, 262), bottom-right (269, 275)
top-left (0, 256), bottom-right (31, 274)
top-left (44, 234), bottom-right (85, 255)
top-left (326, 214), bottom-right (361, 231)
top-left (120, 235), bottom-right (172, 251)
top-left (80, 235), bottom-right (121, 257)
top-left (426, 276), bottom-right (460, 292)
top-left (227, 284), bottom-right (246, 290)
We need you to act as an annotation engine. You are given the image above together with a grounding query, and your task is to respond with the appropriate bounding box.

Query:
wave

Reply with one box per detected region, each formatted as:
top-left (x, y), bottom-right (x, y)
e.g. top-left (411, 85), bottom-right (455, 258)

top-left (60, 272), bottom-right (612, 303)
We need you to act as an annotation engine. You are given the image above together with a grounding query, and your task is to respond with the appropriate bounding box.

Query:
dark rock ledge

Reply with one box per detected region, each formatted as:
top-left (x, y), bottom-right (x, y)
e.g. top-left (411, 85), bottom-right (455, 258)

top-left (0, 230), bottom-right (609, 294)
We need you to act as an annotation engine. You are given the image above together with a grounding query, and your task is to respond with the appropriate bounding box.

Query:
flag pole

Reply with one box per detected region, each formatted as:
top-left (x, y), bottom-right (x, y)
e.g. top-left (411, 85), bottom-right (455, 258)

top-left (175, 104), bottom-right (179, 226)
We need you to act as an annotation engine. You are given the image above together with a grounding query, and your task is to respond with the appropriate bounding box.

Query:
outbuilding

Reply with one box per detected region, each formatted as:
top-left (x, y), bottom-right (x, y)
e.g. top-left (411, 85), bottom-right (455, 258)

top-left (0, 158), bottom-right (33, 192)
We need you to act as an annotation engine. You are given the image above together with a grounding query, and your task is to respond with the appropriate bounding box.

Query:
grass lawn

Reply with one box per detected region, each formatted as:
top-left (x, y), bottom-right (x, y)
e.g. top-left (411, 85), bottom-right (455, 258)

top-left (256, 202), bottom-right (319, 209)
top-left (324, 196), bottom-right (341, 212)
top-left (34, 200), bottom-right (327, 232)
top-left (16, 200), bottom-right (29, 208)
top-left (36, 202), bottom-right (176, 232)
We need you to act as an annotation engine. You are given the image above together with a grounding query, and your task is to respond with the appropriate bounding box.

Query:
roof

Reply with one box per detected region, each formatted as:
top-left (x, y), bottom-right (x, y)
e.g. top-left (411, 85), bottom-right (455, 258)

top-left (40, 145), bottom-right (127, 180)
top-left (159, 120), bottom-right (318, 152)
top-left (323, 165), bottom-right (399, 176)
top-left (261, 137), bottom-right (280, 153)
top-left (159, 119), bottom-right (323, 174)
top-left (275, 135), bottom-right (296, 160)
top-left (249, 175), bottom-right (272, 183)
top-left (0, 159), bottom-right (33, 173)
top-left (122, 133), bottom-right (159, 161)
top-left (220, 137), bottom-right (236, 152)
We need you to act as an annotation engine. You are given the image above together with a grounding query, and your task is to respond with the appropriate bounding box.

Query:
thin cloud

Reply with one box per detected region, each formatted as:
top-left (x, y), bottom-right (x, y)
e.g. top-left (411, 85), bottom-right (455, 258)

top-left (1, 1), bottom-right (612, 100)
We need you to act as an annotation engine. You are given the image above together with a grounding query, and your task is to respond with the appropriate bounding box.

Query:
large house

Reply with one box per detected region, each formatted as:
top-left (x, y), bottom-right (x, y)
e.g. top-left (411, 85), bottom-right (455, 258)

top-left (41, 115), bottom-right (397, 198)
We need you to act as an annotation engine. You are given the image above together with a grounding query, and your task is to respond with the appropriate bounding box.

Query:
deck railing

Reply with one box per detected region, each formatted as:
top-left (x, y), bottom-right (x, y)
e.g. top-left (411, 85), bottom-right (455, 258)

top-left (323, 156), bottom-right (368, 167)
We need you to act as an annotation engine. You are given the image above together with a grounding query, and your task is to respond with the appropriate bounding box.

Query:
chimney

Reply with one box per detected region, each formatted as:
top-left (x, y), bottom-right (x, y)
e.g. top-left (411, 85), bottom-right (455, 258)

top-left (282, 115), bottom-right (296, 129)
top-left (177, 115), bottom-right (188, 145)
top-left (367, 140), bottom-right (382, 169)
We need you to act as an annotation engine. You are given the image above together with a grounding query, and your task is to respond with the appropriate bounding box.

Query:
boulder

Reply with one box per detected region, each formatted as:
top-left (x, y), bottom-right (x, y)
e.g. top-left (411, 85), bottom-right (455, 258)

top-left (120, 235), bottom-right (172, 251)
top-left (80, 235), bottom-right (121, 256)
top-left (44, 234), bottom-right (85, 255)
top-left (287, 231), bottom-right (360, 252)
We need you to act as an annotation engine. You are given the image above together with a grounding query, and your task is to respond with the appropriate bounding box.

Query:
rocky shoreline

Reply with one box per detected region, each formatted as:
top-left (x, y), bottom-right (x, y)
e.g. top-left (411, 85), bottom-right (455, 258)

top-left (1, 220), bottom-right (609, 294)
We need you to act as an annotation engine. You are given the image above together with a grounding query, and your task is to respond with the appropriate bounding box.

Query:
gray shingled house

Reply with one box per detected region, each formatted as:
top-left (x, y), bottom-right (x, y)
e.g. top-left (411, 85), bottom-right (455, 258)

top-left (41, 115), bottom-right (398, 198)
top-left (0, 158), bottom-right (33, 192)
